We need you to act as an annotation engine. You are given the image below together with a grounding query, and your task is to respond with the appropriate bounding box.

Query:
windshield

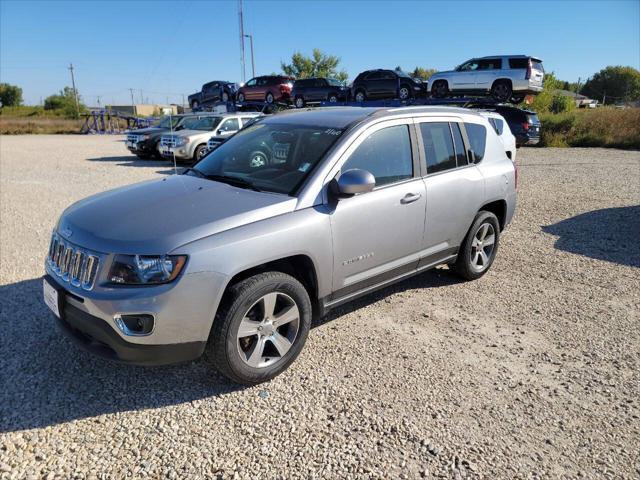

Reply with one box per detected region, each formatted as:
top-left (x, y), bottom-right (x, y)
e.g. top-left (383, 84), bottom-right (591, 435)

top-left (188, 122), bottom-right (345, 195)
top-left (154, 116), bottom-right (180, 129)
top-left (181, 116), bottom-right (222, 131)
top-left (327, 78), bottom-right (343, 86)
top-left (395, 69), bottom-right (412, 78)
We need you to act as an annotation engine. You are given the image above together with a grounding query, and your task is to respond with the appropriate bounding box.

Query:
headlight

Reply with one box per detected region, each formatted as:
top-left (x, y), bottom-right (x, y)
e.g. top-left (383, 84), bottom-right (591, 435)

top-left (109, 255), bottom-right (187, 285)
top-left (142, 134), bottom-right (151, 140)
top-left (176, 137), bottom-right (189, 146)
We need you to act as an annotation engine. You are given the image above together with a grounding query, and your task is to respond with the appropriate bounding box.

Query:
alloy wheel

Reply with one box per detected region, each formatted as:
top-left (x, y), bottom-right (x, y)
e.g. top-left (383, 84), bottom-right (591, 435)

top-left (236, 292), bottom-right (300, 368)
top-left (399, 87), bottom-right (410, 100)
top-left (470, 223), bottom-right (496, 272)
top-left (295, 97), bottom-right (304, 108)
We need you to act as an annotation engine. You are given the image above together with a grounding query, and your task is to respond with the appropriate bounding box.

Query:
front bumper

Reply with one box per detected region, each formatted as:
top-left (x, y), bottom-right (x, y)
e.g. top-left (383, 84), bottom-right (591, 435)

top-left (57, 298), bottom-right (206, 366)
top-left (159, 145), bottom-right (191, 160)
top-left (126, 140), bottom-right (154, 156)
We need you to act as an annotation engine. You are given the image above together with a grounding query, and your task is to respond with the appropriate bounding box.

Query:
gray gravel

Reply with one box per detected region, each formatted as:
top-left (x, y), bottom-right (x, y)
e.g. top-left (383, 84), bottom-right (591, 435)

top-left (1, 135), bottom-right (639, 479)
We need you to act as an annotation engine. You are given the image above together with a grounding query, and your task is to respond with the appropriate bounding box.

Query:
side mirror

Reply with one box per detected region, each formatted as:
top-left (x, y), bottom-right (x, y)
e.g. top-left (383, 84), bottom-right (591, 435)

top-left (330, 169), bottom-right (376, 198)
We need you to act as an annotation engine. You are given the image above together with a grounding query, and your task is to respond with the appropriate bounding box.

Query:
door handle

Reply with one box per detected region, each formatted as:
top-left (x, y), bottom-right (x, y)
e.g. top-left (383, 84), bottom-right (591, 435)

top-left (401, 193), bottom-right (422, 204)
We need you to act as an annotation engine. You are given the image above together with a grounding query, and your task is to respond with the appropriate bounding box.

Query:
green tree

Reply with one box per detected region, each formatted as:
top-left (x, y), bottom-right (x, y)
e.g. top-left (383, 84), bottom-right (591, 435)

top-left (410, 67), bottom-right (437, 81)
top-left (0, 83), bottom-right (23, 107)
top-left (581, 66), bottom-right (640, 104)
top-left (44, 86), bottom-right (85, 118)
top-left (281, 49), bottom-right (348, 83)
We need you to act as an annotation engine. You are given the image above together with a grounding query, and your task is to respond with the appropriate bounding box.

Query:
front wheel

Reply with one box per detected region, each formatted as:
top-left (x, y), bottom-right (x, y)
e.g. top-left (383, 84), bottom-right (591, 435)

top-left (354, 90), bottom-right (366, 102)
top-left (238, 93), bottom-right (245, 103)
top-left (452, 211), bottom-right (500, 280)
top-left (510, 94), bottom-right (525, 104)
top-left (431, 80), bottom-right (448, 98)
top-left (193, 144), bottom-right (208, 163)
top-left (294, 96), bottom-right (305, 108)
top-left (328, 93), bottom-right (338, 103)
top-left (265, 92), bottom-right (275, 104)
top-left (222, 91), bottom-right (230, 102)
top-left (209, 272), bottom-right (312, 385)
top-left (191, 100), bottom-right (199, 110)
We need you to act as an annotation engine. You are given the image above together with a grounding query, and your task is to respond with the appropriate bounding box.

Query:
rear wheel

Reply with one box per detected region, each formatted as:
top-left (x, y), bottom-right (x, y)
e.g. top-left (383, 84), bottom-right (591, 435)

top-left (399, 84), bottom-right (412, 100)
top-left (452, 211), bottom-right (500, 280)
top-left (431, 80), bottom-right (448, 98)
top-left (491, 81), bottom-right (512, 102)
top-left (238, 93), bottom-right (245, 103)
top-left (191, 100), bottom-right (199, 110)
top-left (354, 90), bottom-right (366, 102)
top-left (327, 93), bottom-right (338, 103)
top-left (209, 272), bottom-right (312, 385)
top-left (222, 91), bottom-right (230, 102)
top-left (295, 96), bottom-right (305, 108)
top-left (265, 92), bottom-right (275, 104)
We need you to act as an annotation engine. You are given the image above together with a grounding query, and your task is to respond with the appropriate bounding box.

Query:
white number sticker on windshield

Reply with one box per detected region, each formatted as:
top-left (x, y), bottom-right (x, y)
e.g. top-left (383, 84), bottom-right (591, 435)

top-left (324, 128), bottom-right (342, 136)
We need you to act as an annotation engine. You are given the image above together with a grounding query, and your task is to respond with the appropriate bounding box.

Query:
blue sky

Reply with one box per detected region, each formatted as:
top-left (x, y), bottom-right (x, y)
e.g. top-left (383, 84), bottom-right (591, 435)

top-left (1, 0), bottom-right (638, 106)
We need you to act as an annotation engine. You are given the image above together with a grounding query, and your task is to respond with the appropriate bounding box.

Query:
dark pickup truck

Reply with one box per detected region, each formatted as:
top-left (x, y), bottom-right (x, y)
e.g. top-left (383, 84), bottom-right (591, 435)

top-left (188, 81), bottom-right (238, 110)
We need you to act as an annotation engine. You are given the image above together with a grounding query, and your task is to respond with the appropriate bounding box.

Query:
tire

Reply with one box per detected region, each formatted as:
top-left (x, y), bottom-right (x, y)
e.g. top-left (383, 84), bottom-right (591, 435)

top-left (209, 272), bottom-right (312, 385)
top-left (265, 92), bottom-right (275, 104)
top-left (222, 91), bottom-right (229, 102)
top-left (431, 80), bottom-right (448, 98)
top-left (354, 90), bottom-right (366, 102)
top-left (452, 211), bottom-right (501, 281)
top-left (510, 94), bottom-right (525, 104)
top-left (153, 143), bottom-right (163, 160)
top-left (295, 96), bottom-right (305, 108)
top-left (399, 84), bottom-right (412, 101)
top-left (191, 100), bottom-right (199, 110)
top-left (193, 144), bottom-right (208, 163)
top-left (238, 93), bottom-right (245, 103)
top-left (328, 93), bottom-right (338, 103)
top-left (136, 153), bottom-right (152, 160)
top-left (491, 81), bottom-right (512, 102)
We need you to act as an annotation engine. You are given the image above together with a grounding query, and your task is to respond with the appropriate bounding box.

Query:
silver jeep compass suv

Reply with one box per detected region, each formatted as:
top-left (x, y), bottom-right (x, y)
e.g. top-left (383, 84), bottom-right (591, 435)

top-left (43, 107), bottom-right (517, 385)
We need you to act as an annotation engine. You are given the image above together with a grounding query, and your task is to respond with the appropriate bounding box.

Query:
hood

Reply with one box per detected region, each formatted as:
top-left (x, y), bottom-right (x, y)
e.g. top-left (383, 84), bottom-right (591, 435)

top-left (129, 127), bottom-right (166, 135)
top-left (58, 175), bottom-right (296, 254)
top-left (165, 129), bottom-right (211, 138)
top-left (430, 70), bottom-right (455, 80)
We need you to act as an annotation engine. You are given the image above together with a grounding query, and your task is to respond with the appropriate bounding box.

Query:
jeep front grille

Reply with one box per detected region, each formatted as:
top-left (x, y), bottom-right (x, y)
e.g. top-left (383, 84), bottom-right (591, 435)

top-left (47, 234), bottom-right (100, 290)
top-left (126, 133), bottom-right (141, 143)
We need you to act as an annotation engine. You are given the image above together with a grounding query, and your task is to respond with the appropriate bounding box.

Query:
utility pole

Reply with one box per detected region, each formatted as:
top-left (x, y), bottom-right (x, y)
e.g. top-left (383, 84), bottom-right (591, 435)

top-left (238, 0), bottom-right (246, 83)
top-left (139, 89), bottom-right (144, 104)
top-left (129, 88), bottom-right (135, 114)
top-left (96, 96), bottom-right (101, 108)
top-left (244, 34), bottom-right (255, 78)
top-left (182, 94), bottom-right (186, 109)
top-left (68, 63), bottom-right (80, 118)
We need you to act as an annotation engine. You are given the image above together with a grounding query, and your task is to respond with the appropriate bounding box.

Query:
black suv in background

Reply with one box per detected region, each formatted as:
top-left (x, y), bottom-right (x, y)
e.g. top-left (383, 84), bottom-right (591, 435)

top-left (351, 69), bottom-right (427, 102)
top-left (492, 106), bottom-right (541, 146)
top-left (291, 78), bottom-right (349, 108)
top-left (188, 81), bottom-right (238, 110)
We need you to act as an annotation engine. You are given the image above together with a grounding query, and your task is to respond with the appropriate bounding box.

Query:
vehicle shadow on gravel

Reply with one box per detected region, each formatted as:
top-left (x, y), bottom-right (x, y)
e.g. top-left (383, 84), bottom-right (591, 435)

top-left (86, 155), bottom-right (178, 174)
top-left (0, 268), bottom-right (461, 432)
top-left (542, 205), bottom-right (640, 268)
top-left (314, 267), bottom-right (464, 328)
top-left (0, 279), bottom-right (246, 433)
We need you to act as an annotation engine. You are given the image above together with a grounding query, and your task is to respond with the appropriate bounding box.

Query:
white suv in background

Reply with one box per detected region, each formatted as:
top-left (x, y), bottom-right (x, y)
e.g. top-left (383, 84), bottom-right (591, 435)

top-left (479, 111), bottom-right (516, 162)
top-left (428, 55), bottom-right (544, 103)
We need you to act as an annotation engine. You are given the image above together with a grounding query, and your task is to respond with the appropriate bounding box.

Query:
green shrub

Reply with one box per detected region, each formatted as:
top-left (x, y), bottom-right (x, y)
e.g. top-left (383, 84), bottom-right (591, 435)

top-left (538, 107), bottom-right (640, 149)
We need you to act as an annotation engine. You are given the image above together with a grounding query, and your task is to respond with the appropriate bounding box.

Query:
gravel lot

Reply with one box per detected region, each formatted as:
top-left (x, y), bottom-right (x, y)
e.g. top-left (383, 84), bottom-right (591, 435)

top-left (1, 135), bottom-right (639, 479)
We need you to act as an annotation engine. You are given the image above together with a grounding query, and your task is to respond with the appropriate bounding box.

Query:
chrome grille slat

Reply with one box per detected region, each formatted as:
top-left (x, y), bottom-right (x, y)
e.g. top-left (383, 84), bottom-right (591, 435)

top-left (47, 234), bottom-right (100, 291)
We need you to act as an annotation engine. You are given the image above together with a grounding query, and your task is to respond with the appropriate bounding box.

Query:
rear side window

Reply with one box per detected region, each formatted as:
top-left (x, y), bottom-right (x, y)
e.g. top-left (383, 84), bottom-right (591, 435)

top-left (294, 79), bottom-right (312, 88)
top-left (527, 113), bottom-right (540, 125)
top-left (488, 118), bottom-right (504, 135)
top-left (451, 123), bottom-right (468, 167)
top-left (464, 123), bottom-right (487, 163)
top-left (420, 122), bottom-right (456, 174)
top-left (508, 58), bottom-right (528, 69)
top-left (343, 125), bottom-right (413, 187)
top-left (478, 59), bottom-right (502, 70)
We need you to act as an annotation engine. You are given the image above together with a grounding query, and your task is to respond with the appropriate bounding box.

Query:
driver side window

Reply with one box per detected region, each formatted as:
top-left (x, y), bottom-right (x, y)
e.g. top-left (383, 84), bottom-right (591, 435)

top-left (245, 79), bottom-right (257, 87)
top-left (342, 125), bottom-right (413, 187)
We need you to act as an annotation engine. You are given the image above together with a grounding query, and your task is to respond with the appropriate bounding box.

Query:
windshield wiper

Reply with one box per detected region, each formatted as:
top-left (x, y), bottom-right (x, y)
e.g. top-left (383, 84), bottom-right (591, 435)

top-left (205, 174), bottom-right (262, 192)
top-left (183, 167), bottom-right (206, 178)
